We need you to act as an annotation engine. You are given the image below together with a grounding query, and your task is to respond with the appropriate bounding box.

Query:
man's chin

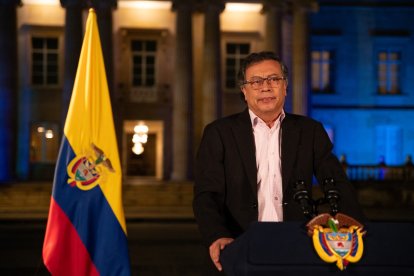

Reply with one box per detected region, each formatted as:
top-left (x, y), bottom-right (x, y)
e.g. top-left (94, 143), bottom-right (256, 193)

top-left (257, 103), bottom-right (278, 112)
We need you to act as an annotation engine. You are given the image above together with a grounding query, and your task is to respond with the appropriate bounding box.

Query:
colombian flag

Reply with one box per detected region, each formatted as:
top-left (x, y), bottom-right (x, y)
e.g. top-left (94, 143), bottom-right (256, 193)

top-left (42, 9), bottom-right (130, 275)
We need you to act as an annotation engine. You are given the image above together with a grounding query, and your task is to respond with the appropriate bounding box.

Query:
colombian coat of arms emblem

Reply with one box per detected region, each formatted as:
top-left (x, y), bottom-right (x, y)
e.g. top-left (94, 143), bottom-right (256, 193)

top-left (306, 213), bottom-right (366, 270)
top-left (67, 143), bottom-right (115, 190)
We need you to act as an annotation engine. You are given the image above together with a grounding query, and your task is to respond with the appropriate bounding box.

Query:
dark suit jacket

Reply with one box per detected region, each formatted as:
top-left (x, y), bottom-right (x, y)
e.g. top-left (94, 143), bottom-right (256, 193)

top-left (193, 109), bottom-right (365, 247)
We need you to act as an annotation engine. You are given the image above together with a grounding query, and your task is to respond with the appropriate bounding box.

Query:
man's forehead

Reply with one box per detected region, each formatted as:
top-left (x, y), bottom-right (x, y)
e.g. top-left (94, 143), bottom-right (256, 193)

top-left (246, 60), bottom-right (282, 76)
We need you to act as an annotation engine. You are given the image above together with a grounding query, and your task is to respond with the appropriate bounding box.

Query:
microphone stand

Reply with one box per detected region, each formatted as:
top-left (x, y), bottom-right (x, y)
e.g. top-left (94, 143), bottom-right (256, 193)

top-left (293, 180), bottom-right (315, 219)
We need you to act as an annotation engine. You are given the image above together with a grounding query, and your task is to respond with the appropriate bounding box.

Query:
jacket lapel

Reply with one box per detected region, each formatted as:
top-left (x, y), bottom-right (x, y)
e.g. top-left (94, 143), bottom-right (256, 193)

top-left (281, 114), bottom-right (300, 193)
top-left (232, 109), bottom-right (257, 195)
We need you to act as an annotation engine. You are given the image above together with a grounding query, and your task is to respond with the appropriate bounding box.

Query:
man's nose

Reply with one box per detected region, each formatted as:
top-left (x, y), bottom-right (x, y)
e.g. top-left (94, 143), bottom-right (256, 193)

top-left (261, 79), bottom-right (272, 90)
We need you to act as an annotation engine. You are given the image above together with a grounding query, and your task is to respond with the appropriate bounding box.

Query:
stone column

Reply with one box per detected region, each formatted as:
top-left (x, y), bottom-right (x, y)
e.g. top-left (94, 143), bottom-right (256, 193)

top-left (0, 0), bottom-right (20, 182)
top-left (92, 0), bottom-right (121, 155)
top-left (171, 1), bottom-right (194, 180)
top-left (93, 0), bottom-right (116, 99)
top-left (60, 0), bottom-right (84, 124)
top-left (262, 0), bottom-right (284, 55)
top-left (291, 0), bottom-right (317, 116)
top-left (201, 0), bottom-right (224, 127)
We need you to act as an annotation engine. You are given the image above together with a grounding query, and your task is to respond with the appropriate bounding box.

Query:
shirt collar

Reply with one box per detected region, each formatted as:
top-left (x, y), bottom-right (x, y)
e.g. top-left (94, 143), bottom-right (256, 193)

top-left (248, 109), bottom-right (285, 128)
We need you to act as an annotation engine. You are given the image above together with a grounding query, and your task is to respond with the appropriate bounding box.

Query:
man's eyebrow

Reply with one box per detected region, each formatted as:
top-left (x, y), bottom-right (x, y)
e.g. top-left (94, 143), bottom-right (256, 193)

top-left (248, 74), bottom-right (281, 79)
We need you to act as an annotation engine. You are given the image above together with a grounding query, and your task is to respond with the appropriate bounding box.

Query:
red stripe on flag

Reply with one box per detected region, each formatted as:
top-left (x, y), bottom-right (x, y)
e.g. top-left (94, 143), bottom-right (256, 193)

top-left (43, 197), bottom-right (100, 276)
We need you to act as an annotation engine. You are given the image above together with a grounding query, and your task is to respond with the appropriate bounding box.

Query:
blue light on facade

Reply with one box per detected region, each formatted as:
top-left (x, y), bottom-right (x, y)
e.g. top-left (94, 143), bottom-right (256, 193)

top-left (310, 1), bottom-right (414, 165)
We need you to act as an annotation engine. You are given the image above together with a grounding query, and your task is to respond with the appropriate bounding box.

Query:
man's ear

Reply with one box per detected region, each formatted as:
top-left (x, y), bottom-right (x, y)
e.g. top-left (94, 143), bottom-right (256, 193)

top-left (241, 85), bottom-right (246, 94)
top-left (241, 86), bottom-right (247, 100)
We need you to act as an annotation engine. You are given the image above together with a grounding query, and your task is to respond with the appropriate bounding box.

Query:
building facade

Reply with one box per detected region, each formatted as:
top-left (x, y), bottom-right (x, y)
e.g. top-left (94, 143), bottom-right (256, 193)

top-left (1, 0), bottom-right (314, 183)
top-left (0, 0), bottom-right (413, 184)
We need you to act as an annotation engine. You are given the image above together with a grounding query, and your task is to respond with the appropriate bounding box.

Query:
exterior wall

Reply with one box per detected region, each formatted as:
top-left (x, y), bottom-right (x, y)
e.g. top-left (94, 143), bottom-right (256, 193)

top-left (312, 108), bottom-right (414, 164)
top-left (220, 7), bottom-right (265, 117)
top-left (113, 4), bottom-right (175, 33)
top-left (310, 1), bottom-right (414, 165)
top-left (16, 2), bottom-right (65, 179)
top-left (113, 4), bottom-right (176, 180)
top-left (221, 6), bottom-right (265, 33)
top-left (17, 2), bottom-right (65, 27)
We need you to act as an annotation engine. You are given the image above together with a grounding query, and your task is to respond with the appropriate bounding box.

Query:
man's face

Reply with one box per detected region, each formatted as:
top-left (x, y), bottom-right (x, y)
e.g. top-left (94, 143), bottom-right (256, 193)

top-left (241, 59), bottom-right (287, 119)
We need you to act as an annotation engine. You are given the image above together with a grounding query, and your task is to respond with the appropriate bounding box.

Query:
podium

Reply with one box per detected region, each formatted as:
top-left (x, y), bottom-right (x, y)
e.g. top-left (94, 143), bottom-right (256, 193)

top-left (220, 221), bottom-right (414, 276)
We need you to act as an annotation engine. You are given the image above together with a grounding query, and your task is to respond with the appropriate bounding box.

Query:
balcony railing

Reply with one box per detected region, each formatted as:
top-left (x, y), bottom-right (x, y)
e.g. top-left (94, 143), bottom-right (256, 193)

top-left (340, 158), bottom-right (414, 214)
top-left (344, 163), bottom-right (414, 181)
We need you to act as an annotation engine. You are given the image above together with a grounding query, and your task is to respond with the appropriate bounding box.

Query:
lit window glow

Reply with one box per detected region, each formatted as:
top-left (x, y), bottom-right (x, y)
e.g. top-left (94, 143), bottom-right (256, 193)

top-left (132, 142), bottom-right (144, 155)
top-left (45, 129), bottom-right (54, 139)
top-left (225, 3), bottom-right (263, 13)
top-left (22, 0), bottom-right (60, 6)
top-left (118, 1), bottom-right (172, 10)
top-left (132, 121), bottom-right (149, 155)
top-left (134, 124), bottom-right (149, 134)
top-left (133, 133), bottom-right (148, 144)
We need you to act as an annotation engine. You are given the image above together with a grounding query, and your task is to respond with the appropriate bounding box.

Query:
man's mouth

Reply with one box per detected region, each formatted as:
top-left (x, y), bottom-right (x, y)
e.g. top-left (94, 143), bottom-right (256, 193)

top-left (258, 97), bottom-right (276, 103)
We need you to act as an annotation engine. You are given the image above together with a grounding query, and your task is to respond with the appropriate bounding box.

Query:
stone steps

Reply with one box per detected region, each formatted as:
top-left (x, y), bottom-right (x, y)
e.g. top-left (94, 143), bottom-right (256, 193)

top-left (0, 181), bottom-right (194, 220)
top-left (3, 181), bottom-right (413, 221)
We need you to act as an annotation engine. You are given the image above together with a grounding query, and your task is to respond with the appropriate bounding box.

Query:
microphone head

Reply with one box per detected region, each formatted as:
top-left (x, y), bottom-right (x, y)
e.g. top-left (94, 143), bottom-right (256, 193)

top-left (322, 178), bottom-right (340, 215)
top-left (292, 180), bottom-right (314, 218)
top-left (293, 180), bottom-right (308, 201)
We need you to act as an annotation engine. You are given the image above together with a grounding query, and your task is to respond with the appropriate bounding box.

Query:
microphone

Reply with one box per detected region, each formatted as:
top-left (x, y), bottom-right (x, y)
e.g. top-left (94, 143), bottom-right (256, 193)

top-left (322, 178), bottom-right (340, 216)
top-left (293, 180), bottom-right (314, 219)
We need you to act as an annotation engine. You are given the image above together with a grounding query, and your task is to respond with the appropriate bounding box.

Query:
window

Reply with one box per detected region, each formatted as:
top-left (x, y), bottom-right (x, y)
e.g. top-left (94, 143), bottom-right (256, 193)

top-left (30, 122), bottom-right (59, 163)
top-left (311, 50), bottom-right (334, 93)
top-left (31, 37), bottom-right (59, 86)
top-left (120, 28), bottom-right (170, 103)
top-left (376, 125), bottom-right (402, 165)
top-left (131, 39), bottom-right (157, 87)
top-left (126, 132), bottom-right (157, 176)
top-left (377, 50), bottom-right (400, 94)
top-left (225, 43), bottom-right (250, 89)
top-left (123, 120), bottom-right (164, 180)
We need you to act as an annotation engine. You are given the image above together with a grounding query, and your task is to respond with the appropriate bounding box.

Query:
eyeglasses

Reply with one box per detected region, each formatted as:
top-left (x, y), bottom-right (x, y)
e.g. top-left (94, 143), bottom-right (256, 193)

top-left (243, 76), bottom-right (286, 90)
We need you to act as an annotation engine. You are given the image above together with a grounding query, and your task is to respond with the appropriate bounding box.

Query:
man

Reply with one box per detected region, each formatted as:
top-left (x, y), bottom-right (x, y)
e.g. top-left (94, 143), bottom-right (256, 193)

top-left (193, 51), bottom-right (365, 274)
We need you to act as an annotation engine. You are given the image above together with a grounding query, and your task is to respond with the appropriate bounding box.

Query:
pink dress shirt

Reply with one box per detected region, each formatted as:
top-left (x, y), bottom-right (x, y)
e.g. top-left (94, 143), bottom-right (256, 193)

top-left (249, 109), bottom-right (285, 222)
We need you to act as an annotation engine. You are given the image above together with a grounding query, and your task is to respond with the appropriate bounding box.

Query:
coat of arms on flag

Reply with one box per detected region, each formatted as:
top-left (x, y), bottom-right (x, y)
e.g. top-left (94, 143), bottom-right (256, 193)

top-left (67, 143), bottom-right (115, 190)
